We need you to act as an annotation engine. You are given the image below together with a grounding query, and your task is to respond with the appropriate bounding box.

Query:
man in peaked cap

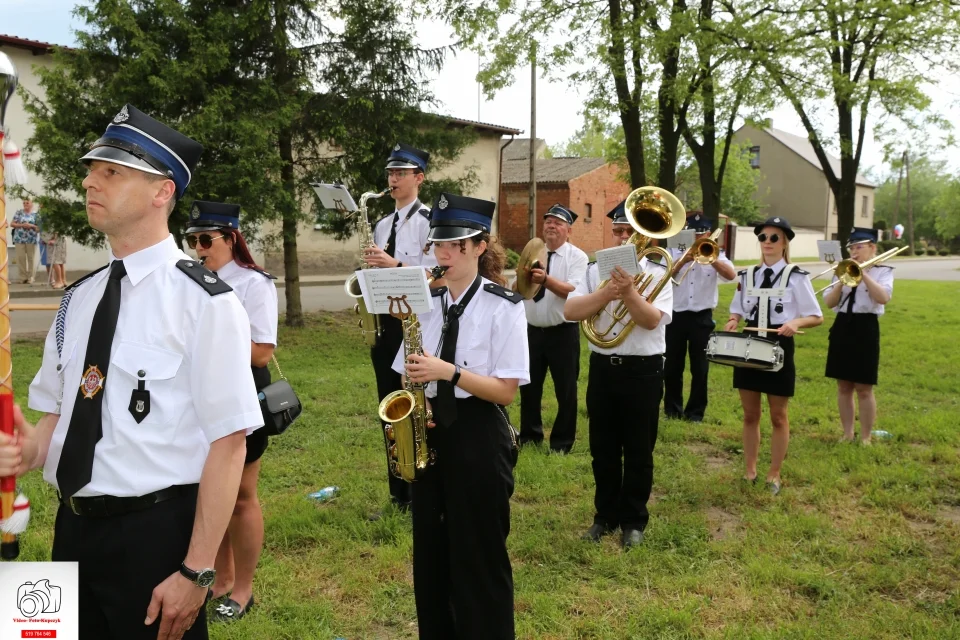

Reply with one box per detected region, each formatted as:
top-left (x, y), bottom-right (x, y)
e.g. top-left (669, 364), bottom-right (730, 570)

top-left (663, 213), bottom-right (735, 422)
top-left (516, 203), bottom-right (588, 453)
top-left (0, 105), bottom-right (262, 640)
top-left (365, 142), bottom-right (437, 519)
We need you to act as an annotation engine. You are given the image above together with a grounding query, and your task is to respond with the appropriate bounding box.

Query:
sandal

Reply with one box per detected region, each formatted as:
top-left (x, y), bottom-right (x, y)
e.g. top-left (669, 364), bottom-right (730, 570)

top-left (211, 595), bottom-right (255, 622)
top-left (766, 479), bottom-right (781, 496)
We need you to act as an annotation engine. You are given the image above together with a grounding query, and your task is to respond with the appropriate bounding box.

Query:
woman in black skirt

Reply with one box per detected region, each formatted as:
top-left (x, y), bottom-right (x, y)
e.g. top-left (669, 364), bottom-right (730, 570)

top-left (392, 193), bottom-right (529, 639)
top-left (823, 228), bottom-right (894, 445)
top-left (185, 201), bottom-right (279, 622)
top-left (724, 217), bottom-right (823, 495)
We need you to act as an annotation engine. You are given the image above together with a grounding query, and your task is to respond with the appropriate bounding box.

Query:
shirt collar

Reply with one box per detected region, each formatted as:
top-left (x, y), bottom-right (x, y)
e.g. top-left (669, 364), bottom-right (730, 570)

top-left (760, 258), bottom-right (787, 273)
top-left (396, 199), bottom-right (420, 218)
top-left (214, 259), bottom-right (242, 279)
top-left (547, 241), bottom-right (569, 257)
top-left (110, 234), bottom-right (180, 286)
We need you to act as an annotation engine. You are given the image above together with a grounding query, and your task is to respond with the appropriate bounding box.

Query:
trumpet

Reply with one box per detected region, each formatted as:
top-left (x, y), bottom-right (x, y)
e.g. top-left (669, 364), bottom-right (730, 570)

top-left (671, 228), bottom-right (723, 286)
top-left (580, 186), bottom-right (686, 349)
top-left (343, 187), bottom-right (392, 346)
top-left (814, 245), bottom-right (908, 295)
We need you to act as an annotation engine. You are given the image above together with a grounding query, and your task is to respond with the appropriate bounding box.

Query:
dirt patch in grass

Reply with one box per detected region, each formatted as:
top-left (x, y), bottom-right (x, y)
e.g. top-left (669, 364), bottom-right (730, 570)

top-left (937, 505), bottom-right (960, 525)
top-left (685, 442), bottom-right (732, 470)
top-left (706, 506), bottom-right (740, 541)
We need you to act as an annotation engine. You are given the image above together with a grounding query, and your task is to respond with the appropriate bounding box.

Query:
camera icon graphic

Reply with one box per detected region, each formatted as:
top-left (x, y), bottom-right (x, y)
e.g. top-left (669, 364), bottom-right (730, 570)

top-left (17, 580), bottom-right (62, 619)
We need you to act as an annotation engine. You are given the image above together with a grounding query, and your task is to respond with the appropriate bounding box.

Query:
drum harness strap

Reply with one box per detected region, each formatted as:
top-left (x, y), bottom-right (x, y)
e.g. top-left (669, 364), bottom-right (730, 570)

top-left (744, 264), bottom-right (799, 330)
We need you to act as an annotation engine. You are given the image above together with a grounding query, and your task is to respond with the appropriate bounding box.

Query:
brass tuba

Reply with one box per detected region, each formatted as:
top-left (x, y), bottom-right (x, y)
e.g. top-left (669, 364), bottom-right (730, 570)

top-left (379, 266), bottom-right (448, 482)
top-left (581, 186), bottom-right (686, 349)
top-left (814, 245), bottom-right (908, 295)
top-left (672, 227), bottom-right (723, 286)
top-left (343, 188), bottom-right (393, 346)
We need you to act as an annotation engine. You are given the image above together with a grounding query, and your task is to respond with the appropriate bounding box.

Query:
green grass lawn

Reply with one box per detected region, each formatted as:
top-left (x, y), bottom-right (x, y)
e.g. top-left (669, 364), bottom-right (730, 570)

top-left (9, 280), bottom-right (960, 639)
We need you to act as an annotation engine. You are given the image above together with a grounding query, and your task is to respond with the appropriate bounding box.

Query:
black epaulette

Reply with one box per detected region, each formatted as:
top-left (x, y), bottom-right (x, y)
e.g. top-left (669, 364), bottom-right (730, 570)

top-left (483, 282), bottom-right (522, 304)
top-left (418, 207), bottom-right (431, 219)
top-left (588, 260), bottom-right (597, 266)
top-left (786, 267), bottom-right (809, 283)
top-left (646, 260), bottom-right (667, 272)
top-left (874, 264), bottom-right (894, 270)
top-left (65, 264), bottom-right (109, 292)
top-left (431, 286), bottom-right (447, 297)
top-left (737, 268), bottom-right (747, 276)
top-left (249, 266), bottom-right (277, 280)
top-left (176, 259), bottom-right (233, 296)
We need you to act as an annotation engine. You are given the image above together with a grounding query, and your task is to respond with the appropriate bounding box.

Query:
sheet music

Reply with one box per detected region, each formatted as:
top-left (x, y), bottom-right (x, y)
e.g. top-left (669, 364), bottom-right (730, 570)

top-left (357, 267), bottom-right (434, 315)
top-left (595, 244), bottom-right (640, 278)
top-left (310, 183), bottom-right (359, 213)
top-left (816, 240), bottom-right (842, 266)
top-left (667, 229), bottom-right (696, 251)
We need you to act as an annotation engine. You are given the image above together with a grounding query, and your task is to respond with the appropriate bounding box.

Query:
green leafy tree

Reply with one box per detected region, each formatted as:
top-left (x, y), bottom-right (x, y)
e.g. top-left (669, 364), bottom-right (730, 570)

top-left (873, 155), bottom-right (955, 243)
top-left (731, 0), bottom-right (960, 252)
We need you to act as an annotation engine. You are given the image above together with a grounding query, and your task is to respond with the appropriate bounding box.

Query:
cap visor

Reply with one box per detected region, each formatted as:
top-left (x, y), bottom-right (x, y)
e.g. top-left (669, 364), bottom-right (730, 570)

top-left (427, 226), bottom-right (484, 242)
top-left (81, 145), bottom-right (165, 176)
top-left (543, 212), bottom-right (571, 224)
top-left (846, 238), bottom-right (873, 246)
top-left (386, 160), bottom-right (420, 170)
top-left (185, 224), bottom-right (226, 234)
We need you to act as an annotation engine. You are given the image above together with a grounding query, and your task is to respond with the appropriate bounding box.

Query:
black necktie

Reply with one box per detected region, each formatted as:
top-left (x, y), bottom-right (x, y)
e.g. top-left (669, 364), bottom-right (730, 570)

top-left (435, 275), bottom-right (483, 428)
top-left (844, 284), bottom-right (857, 313)
top-left (760, 267), bottom-right (774, 288)
top-left (532, 251), bottom-right (555, 303)
top-left (384, 212), bottom-right (399, 258)
top-left (57, 259), bottom-right (127, 498)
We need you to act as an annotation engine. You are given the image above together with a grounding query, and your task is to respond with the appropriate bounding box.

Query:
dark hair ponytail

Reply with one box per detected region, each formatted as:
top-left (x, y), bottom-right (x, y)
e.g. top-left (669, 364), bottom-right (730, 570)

top-left (227, 229), bottom-right (263, 270)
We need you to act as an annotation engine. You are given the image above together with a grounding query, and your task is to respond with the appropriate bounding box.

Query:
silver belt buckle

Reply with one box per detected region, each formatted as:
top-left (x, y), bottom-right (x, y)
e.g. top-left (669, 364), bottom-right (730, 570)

top-left (68, 496), bottom-right (80, 516)
top-left (610, 356), bottom-right (623, 366)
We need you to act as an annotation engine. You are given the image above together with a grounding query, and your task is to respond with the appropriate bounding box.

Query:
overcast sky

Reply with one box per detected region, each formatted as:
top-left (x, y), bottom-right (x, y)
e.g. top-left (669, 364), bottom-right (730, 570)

top-left (4, 0), bottom-right (958, 180)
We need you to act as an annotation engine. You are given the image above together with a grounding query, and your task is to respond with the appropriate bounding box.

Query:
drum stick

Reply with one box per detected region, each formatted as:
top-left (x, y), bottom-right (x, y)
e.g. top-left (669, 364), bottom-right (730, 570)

top-left (10, 303), bottom-right (59, 311)
top-left (742, 326), bottom-right (805, 335)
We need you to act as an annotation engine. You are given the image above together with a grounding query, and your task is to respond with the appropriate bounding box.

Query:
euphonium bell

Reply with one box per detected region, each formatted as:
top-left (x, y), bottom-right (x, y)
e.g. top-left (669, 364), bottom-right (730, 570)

top-left (580, 186), bottom-right (686, 349)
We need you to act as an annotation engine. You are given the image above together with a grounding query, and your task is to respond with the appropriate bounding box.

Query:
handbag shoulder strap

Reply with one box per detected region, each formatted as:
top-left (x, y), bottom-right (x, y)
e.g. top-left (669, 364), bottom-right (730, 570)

top-left (270, 354), bottom-right (286, 380)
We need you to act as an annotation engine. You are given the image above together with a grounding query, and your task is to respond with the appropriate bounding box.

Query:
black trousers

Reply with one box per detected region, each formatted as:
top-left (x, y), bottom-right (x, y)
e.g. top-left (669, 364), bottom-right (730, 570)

top-left (664, 309), bottom-right (715, 421)
top-left (412, 397), bottom-right (516, 639)
top-left (370, 313), bottom-right (410, 505)
top-left (52, 485), bottom-right (206, 639)
top-left (518, 322), bottom-right (581, 452)
top-left (586, 353), bottom-right (663, 531)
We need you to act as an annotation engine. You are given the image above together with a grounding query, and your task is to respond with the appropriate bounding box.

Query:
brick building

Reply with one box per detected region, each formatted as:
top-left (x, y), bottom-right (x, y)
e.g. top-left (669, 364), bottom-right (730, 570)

top-left (498, 142), bottom-right (630, 255)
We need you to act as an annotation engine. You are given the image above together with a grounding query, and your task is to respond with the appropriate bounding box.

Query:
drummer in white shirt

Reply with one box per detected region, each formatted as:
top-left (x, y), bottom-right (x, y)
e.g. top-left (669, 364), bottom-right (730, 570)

top-left (664, 213), bottom-right (735, 422)
top-left (725, 217), bottom-right (822, 495)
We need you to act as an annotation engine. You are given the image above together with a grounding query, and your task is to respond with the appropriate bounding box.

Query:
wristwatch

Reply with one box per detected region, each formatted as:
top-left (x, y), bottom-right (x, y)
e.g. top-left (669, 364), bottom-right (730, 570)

top-left (180, 562), bottom-right (216, 588)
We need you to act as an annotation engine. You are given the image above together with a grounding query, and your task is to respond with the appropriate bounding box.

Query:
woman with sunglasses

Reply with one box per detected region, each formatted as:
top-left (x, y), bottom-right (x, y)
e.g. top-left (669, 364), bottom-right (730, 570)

top-left (185, 201), bottom-right (278, 623)
top-left (823, 227), bottom-right (894, 445)
top-left (724, 217), bottom-right (822, 495)
top-left (392, 192), bottom-right (528, 640)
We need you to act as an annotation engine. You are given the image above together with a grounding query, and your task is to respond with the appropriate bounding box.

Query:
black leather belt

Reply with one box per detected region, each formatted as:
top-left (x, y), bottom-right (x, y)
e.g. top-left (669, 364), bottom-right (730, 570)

top-left (591, 353), bottom-right (662, 366)
top-left (58, 484), bottom-right (197, 517)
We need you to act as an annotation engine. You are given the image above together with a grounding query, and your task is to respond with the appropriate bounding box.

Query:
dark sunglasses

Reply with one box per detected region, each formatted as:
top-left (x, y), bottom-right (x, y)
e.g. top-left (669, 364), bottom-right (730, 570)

top-left (757, 233), bottom-right (780, 244)
top-left (186, 233), bottom-right (225, 250)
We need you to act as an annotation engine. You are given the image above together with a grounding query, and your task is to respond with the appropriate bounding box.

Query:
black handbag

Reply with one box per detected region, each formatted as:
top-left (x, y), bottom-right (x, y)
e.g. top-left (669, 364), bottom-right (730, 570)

top-left (258, 355), bottom-right (302, 436)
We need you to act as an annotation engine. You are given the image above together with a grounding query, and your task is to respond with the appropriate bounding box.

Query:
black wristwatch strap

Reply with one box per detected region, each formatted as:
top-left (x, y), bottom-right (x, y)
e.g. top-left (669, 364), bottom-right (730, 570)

top-left (451, 364), bottom-right (461, 387)
top-left (397, 261), bottom-right (403, 268)
top-left (180, 562), bottom-right (199, 581)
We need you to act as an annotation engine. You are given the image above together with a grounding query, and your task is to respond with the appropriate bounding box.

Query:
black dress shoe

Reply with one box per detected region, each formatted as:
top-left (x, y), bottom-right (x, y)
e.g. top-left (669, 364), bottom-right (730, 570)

top-left (621, 528), bottom-right (644, 549)
top-left (581, 523), bottom-right (615, 542)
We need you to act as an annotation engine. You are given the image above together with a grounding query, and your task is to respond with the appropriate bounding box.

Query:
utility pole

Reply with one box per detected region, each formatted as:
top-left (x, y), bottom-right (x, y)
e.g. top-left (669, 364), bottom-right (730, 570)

top-left (905, 150), bottom-right (915, 253)
top-left (528, 43), bottom-right (537, 241)
top-left (892, 150), bottom-right (905, 229)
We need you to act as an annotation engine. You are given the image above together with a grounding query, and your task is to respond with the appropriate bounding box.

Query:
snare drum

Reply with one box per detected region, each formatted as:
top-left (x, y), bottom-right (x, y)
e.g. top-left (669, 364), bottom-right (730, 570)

top-left (706, 331), bottom-right (784, 372)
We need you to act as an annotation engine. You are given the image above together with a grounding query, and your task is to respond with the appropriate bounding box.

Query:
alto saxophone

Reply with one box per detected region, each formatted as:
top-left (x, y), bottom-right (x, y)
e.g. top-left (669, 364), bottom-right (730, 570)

top-left (379, 265), bottom-right (448, 482)
top-left (344, 187), bottom-right (393, 347)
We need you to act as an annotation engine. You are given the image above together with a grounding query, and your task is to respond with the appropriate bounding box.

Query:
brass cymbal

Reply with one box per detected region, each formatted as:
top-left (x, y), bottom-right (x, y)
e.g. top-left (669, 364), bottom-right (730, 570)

top-left (516, 237), bottom-right (548, 300)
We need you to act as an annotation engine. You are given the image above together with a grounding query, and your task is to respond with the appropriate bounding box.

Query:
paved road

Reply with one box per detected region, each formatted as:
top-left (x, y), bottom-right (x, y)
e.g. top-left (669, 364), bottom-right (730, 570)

top-left (11, 258), bottom-right (958, 338)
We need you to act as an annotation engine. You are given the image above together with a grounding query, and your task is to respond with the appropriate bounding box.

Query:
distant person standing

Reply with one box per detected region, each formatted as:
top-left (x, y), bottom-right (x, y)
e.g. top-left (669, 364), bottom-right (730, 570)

top-left (51, 232), bottom-right (68, 288)
top-left (11, 197), bottom-right (39, 284)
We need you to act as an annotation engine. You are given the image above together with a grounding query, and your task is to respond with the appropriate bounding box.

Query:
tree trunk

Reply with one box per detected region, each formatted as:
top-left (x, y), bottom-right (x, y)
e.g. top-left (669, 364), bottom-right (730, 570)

top-left (834, 102), bottom-right (856, 255)
top-left (610, 0), bottom-right (645, 188)
top-left (657, 48), bottom-right (681, 192)
top-left (279, 125), bottom-right (303, 327)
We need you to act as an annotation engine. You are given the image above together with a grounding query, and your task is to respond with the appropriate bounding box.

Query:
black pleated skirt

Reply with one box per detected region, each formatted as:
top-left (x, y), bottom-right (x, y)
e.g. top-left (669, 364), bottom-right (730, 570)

top-left (825, 313), bottom-right (880, 385)
top-left (732, 327), bottom-right (796, 397)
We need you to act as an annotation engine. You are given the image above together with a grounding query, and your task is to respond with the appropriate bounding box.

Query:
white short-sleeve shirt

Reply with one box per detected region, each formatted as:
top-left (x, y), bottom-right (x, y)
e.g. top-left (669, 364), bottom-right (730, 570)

top-left (215, 260), bottom-right (279, 345)
top-left (729, 259), bottom-right (823, 324)
top-left (391, 278), bottom-right (530, 398)
top-left (567, 259), bottom-right (674, 356)
top-left (519, 241), bottom-right (589, 327)
top-left (828, 265), bottom-right (894, 316)
top-left (28, 236), bottom-right (263, 498)
top-left (373, 199), bottom-right (437, 268)
top-left (668, 247), bottom-right (734, 312)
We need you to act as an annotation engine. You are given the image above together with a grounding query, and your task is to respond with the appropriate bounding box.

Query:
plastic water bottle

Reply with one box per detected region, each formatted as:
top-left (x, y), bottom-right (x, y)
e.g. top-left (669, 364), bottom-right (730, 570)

top-left (308, 486), bottom-right (340, 502)
top-left (872, 430), bottom-right (893, 439)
